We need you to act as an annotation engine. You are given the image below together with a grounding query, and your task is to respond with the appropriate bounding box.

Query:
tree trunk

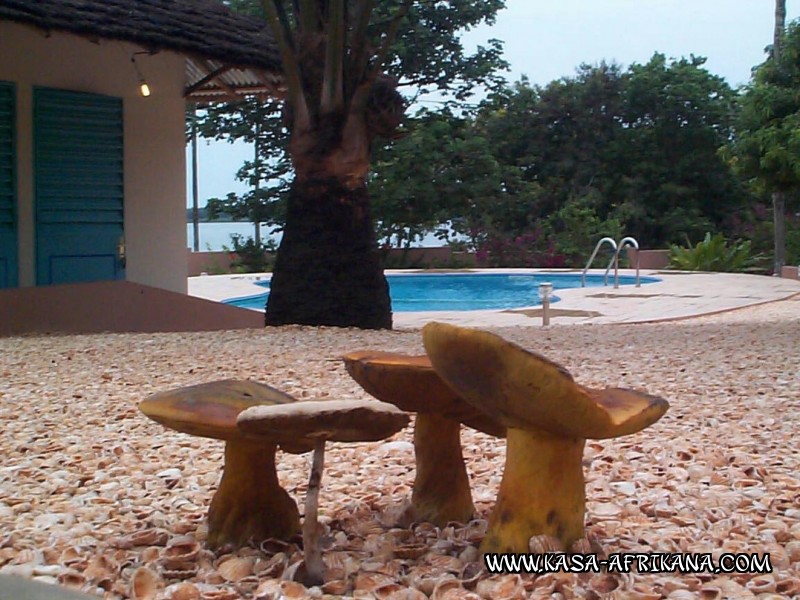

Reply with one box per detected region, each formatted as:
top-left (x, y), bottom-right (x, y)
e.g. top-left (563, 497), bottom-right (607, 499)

top-left (773, 190), bottom-right (786, 275)
top-left (775, 0), bottom-right (787, 61)
top-left (264, 174), bottom-right (392, 329)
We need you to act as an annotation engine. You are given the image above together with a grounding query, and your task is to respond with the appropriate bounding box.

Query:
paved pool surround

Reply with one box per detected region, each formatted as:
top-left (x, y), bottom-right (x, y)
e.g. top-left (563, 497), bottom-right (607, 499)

top-left (188, 269), bottom-right (800, 328)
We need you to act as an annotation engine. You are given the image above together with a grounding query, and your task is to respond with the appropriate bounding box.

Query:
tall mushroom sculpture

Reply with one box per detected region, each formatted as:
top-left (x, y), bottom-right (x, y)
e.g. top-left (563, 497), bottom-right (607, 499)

top-left (422, 322), bottom-right (670, 554)
top-left (237, 399), bottom-right (410, 587)
top-left (139, 379), bottom-right (313, 548)
top-left (342, 351), bottom-right (504, 526)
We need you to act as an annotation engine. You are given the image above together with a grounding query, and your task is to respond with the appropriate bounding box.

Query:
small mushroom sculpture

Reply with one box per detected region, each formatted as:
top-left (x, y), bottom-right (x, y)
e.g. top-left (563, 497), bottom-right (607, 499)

top-left (237, 399), bottom-right (410, 587)
top-left (139, 379), bottom-right (313, 548)
top-left (422, 322), bottom-right (670, 554)
top-left (342, 351), bottom-right (505, 526)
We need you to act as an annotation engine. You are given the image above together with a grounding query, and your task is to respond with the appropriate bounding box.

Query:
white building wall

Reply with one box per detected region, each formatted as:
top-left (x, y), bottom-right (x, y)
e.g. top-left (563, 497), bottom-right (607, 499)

top-left (0, 21), bottom-right (188, 293)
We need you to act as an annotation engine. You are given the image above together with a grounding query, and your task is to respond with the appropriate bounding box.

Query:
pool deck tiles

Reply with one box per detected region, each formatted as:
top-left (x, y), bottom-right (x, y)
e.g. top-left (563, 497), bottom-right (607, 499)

top-left (188, 269), bottom-right (800, 329)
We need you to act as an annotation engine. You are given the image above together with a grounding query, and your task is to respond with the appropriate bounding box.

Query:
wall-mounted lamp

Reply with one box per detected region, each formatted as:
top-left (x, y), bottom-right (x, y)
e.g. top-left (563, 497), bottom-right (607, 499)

top-left (131, 53), bottom-right (151, 97)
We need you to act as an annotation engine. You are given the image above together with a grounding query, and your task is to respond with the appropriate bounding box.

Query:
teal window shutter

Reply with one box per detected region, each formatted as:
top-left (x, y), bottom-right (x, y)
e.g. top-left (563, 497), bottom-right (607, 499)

top-left (0, 81), bottom-right (16, 288)
top-left (34, 88), bottom-right (124, 285)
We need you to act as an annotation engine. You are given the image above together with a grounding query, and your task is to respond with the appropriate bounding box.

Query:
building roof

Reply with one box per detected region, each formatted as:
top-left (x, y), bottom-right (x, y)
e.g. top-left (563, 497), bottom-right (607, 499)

top-left (0, 0), bottom-right (286, 102)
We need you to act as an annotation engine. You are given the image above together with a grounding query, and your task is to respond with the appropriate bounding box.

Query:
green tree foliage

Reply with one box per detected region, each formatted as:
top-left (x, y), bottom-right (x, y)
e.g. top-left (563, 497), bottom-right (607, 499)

top-left (727, 19), bottom-right (800, 272)
top-left (369, 108), bottom-right (538, 249)
top-left (371, 54), bottom-right (746, 266)
top-left (197, 97), bottom-right (289, 245)
top-left (617, 55), bottom-right (745, 244)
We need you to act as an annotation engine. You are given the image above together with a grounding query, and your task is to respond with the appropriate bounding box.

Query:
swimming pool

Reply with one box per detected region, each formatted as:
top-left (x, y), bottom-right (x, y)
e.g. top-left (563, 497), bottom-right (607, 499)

top-left (224, 272), bottom-right (659, 312)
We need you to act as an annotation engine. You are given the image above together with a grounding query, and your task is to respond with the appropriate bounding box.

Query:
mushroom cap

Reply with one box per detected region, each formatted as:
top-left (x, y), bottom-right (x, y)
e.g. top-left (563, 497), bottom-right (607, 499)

top-left (237, 399), bottom-right (410, 444)
top-left (139, 379), bottom-right (313, 452)
top-left (422, 322), bottom-right (669, 440)
top-left (342, 350), bottom-right (505, 438)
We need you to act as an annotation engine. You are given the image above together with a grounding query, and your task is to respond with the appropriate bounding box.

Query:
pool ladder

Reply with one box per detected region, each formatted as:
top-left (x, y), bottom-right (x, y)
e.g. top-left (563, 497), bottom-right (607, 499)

top-left (581, 236), bottom-right (640, 288)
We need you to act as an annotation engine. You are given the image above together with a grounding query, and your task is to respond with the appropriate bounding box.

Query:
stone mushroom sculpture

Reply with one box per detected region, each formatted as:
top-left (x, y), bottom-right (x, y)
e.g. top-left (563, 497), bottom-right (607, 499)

top-left (237, 399), bottom-right (410, 587)
top-left (139, 379), bottom-right (313, 548)
top-left (342, 351), bottom-right (505, 526)
top-left (422, 322), bottom-right (670, 554)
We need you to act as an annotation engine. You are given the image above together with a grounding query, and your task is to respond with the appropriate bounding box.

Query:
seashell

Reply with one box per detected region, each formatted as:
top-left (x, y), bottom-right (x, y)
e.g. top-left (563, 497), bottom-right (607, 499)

top-left (530, 571), bottom-right (574, 595)
top-left (114, 528), bottom-right (170, 549)
top-left (355, 570), bottom-right (397, 593)
top-left (422, 553), bottom-right (463, 573)
top-left (626, 585), bottom-right (663, 600)
top-left (592, 502), bottom-right (623, 520)
top-left (216, 556), bottom-right (254, 582)
top-left (130, 566), bottom-right (160, 600)
top-left (258, 538), bottom-right (297, 556)
top-left (324, 550), bottom-right (360, 578)
top-left (370, 559), bottom-right (405, 580)
top-left (161, 538), bottom-right (201, 569)
top-left (57, 570), bottom-right (87, 590)
top-left (380, 585), bottom-right (431, 600)
top-left (569, 537), bottom-right (592, 555)
top-left (253, 579), bottom-right (282, 599)
top-left (666, 591), bottom-right (697, 600)
top-left (41, 546), bottom-right (60, 564)
top-left (165, 582), bottom-right (202, 600)
top-left (431, 579), bottom-right (481, 600)
top-left (374, 583), bottom-right (406, 599)
top-left (199, 589), bottom-right (240, 600)
top-left (459, 545), bottom-right (479, 564)
top-left (162, 565), bottom-right (199, 580)
top-left (32, 564), bottom-right (62, 577)
top-left (528, 534), bottom-right (563, 554)
top-left (774, 576), bottom-right (800, 597)
top-left (83, 554), bottom-right (119, 581)
top-left (475, 574), bottom-right (526, 600)
top-left (700, 578), bottom-right (751, 598)
top-left (11, 548), bottom-right (42, 565)
top-left (58, 546), bottom-right (84, 567)
top-left (353, 518), bottom-right (387, 538)
top-left (745, 574), bottom-right (776, 594)
top-left (408, 566), bottom-right (456, 596)
top-left (459, 561), bottom-right (486, 590)
top-left (588, 573), bottom-right (619, 594)
top-left (253, 552), bottom-right (288, 578)
top-left (0, 548), bottom-right (16, 565)
top-left (460, 519), bottom-right (489, 544)
top-left (141, 546), bottom-right (161, 564)
top-left (392, 543), bottom-right (427, 560)
top-left (321, 579), bottom-right (350, 595)
top-left (254, 580), bottom-right (308, 599)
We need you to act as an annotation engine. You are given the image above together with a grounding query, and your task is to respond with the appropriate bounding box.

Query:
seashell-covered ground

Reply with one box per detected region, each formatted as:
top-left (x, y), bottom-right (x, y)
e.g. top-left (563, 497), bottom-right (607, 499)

top-left (1, 294), bottom-right (799, 599)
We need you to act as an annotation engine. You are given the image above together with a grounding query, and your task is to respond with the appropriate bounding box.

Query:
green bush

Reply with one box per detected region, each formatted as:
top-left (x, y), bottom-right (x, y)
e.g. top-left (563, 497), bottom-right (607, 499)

top-left (668, 232), bottom-right (764, 272)
top-left (226, 234), bottom-right (276, 273)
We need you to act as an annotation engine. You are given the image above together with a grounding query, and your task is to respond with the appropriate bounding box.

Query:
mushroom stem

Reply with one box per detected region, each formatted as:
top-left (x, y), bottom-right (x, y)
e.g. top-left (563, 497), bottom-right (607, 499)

top-left (481, 428), bottom-right (586, 555)
top-left (207, 440), bottom-right (300, 548)
top-left (299, 438), bottom-right (327, 587)
top-left (411, 414), bottom-right (475, 525)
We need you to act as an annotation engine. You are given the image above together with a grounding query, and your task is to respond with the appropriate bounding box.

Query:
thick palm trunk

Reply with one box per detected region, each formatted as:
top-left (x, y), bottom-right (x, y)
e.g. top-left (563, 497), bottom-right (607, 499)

top-left (264, 174), bottom-right (392, 329)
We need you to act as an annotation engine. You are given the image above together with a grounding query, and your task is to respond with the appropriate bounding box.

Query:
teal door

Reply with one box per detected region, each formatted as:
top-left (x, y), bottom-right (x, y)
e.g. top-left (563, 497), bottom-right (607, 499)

top-left (34, 88), bottom-right (124, 285)
top-left (0, 82), bottom-right (16, 288)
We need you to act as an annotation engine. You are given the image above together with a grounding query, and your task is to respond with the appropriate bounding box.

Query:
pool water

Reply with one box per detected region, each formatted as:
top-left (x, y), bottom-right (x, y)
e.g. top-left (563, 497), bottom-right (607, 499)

top-left (224, 272), bottom-right (659, 312)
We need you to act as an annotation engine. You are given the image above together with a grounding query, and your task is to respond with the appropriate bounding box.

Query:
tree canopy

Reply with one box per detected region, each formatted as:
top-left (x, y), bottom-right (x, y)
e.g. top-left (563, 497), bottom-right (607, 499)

top-left (368, 54), bottom-right (750, 265)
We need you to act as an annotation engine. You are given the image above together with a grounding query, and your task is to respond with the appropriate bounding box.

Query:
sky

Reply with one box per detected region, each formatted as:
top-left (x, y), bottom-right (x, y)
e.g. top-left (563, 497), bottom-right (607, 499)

top-left (187, 0), bottom-right (800, 207)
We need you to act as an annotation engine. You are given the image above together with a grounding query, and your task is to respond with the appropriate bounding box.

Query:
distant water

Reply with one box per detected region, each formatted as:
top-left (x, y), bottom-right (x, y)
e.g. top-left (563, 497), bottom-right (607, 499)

top-left (186, 222), bottom-right (450, 251)
top-left (187, 222), bottom-right (276, 252)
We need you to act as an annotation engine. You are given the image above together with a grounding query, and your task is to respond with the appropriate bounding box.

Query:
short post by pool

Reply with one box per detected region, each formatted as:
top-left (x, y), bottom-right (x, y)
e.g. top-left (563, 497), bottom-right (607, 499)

top-left (539, 282), bottom-right (553, 326)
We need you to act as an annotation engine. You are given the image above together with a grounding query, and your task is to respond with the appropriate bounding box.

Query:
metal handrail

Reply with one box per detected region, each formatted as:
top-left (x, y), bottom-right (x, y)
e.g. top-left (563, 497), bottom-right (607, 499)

top-left (613, 236), bottom-right (640, 288)
top-left (581, 237), bottom-right (617, 287)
